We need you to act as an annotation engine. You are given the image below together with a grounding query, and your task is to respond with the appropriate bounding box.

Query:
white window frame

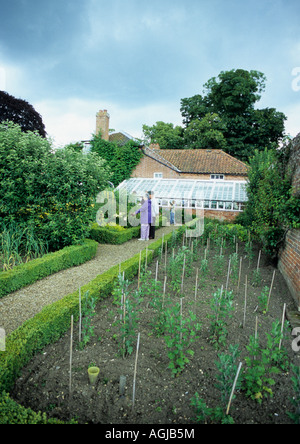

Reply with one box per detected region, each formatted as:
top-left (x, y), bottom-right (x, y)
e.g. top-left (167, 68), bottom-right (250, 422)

top-left (210, 174), bottom-right (225, 180)
top-left (154, 172), bottom-right (163, 178)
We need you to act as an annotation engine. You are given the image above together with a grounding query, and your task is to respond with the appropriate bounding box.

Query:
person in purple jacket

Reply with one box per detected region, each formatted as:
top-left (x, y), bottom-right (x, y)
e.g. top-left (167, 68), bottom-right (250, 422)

top-left (135, 193), bottom-right (152, 240)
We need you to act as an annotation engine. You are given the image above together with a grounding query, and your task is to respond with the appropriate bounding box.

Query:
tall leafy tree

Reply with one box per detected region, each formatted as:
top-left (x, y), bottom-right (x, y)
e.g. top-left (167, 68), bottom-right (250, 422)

top-left (142, 121), bottom-right (184, 150)
top-left (180, 69), bottom-right (287, 161)
top-left (0, 90), bottom-right (46, 137)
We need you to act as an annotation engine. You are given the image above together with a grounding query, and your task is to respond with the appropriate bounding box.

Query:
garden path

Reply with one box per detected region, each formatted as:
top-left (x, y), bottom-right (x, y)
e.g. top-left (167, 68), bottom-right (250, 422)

top-left (0, 226), bottom-right (175, 335)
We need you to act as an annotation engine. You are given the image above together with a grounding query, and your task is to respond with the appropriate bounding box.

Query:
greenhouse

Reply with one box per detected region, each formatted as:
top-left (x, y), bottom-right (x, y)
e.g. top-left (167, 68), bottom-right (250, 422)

top-left (117, 178), bottom-right (248, 212)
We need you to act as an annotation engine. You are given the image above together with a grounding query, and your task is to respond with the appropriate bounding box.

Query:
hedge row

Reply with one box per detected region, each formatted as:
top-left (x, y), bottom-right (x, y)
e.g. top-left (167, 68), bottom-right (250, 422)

top-left (0, 228), bottom-right (182, 423)
top-left (0, 239), bottom-right (98, 299)
top-left (89, 223), bottom-right (140, 244)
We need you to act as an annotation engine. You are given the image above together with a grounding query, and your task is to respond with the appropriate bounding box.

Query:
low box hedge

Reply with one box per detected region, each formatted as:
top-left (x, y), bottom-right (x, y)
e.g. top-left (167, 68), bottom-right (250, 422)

top-left (0, 239), bottom-right (98, 299)
top-left (89, 223), bottom-right (140, 244)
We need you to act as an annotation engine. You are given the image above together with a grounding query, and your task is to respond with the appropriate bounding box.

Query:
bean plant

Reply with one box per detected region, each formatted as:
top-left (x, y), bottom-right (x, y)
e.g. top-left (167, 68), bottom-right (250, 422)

top-left (190, 392), bottom-right (234, 424)
top-left (215, 344), bottom-right (242, 406)
top-left (79, 291), bottom-right (97, 350)
top-left (167, 245), bottom-right (193, 294)
top-left (257, 286), bottom-right (270, 313)
top-left (243, 320), bottom-right (289, 403)
top-left (112, 273), bottom-right (142, 357)
top-left (208, 287), bottom-right (235, 348)
top-left (164, 303), bottom-right (201, 377)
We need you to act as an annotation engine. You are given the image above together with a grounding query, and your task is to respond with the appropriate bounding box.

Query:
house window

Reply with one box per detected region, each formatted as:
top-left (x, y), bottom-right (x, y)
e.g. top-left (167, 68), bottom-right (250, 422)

top-left (154, 172), bottom-right (163, 178)
top-left (211, 174), bottom-right (224, 180)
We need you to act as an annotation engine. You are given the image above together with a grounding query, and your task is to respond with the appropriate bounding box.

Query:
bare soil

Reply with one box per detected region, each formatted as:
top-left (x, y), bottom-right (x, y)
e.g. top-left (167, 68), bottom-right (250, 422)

top-left (11, 239), bottom-right (300, 424)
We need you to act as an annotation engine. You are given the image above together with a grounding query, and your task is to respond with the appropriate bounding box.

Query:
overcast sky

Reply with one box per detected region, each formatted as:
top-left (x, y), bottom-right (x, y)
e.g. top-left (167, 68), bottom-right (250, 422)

top-left (0, 0), bottom-right (299, 147)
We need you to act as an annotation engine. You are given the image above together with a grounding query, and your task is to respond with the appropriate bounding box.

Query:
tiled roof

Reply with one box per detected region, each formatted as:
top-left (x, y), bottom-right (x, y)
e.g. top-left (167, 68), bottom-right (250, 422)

top-left (145, 148), bottom-right (248, 176)
top-left (109, 131), bottom-right (139, 146)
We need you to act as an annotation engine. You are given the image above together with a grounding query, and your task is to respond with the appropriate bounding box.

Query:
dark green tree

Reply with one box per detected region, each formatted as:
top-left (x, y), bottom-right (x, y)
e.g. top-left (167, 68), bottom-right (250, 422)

top-left (0, 90), bottom-right (46, 137)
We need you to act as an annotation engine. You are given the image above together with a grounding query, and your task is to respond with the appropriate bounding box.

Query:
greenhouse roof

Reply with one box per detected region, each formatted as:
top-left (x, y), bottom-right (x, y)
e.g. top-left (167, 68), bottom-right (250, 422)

top-left (117, 178), bottom-right (248, 203)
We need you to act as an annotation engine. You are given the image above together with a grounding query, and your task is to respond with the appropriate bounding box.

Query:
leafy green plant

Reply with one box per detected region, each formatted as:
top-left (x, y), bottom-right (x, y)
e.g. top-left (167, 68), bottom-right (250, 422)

top-left (114, 286), bottom-right (142, 357)
top-left (229, 252), bottom-right (239, 283)
top-left (215, 344), bottom-right (242, 406)
top-left (79, 291), bottom-right (97, 349)
top-left (209, 287), bottom-right (235, 348)
top-left (190, 393), bottom-right (234, 424)
top-left (213, 252), bottom-right (225, 276)
top-left (164, 303), bottom-right (201, 377)
top-left (252, 269), bottom-right (262, 287)
top-left (258, 286), bottom-right (269, 313)
top-left (242, 321), bottom-right (288, 404)
top-left (167, 245), bottom-right (193, 294)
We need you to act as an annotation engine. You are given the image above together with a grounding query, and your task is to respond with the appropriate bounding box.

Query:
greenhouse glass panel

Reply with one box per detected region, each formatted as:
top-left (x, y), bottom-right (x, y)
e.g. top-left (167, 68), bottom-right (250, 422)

top-left (116, 178), bottom-right (248, 211)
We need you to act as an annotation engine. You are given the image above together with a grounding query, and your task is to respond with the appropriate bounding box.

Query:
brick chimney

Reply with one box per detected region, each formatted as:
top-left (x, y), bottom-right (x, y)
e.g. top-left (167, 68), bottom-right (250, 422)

top-left (96, 110), bottom-right (110, 141)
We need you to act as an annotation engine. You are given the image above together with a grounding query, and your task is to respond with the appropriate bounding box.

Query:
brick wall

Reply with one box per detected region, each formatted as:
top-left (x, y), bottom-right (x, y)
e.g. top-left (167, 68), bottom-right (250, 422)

top-left (278, 133), bottom-right (300, 309)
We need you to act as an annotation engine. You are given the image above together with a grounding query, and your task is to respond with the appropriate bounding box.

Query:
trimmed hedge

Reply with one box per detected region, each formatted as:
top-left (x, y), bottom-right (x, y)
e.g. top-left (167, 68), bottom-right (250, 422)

top-left (89, 223), bottom-right (140, 244)
top-left (0, 239), bottom-right (98, 299)
top-left (0, 391), bottom-right (76, 424)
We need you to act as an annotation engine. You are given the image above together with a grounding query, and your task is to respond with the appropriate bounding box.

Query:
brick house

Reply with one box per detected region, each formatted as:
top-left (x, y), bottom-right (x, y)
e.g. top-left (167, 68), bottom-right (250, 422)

top-left (95, 109), bottom-right (249, 221)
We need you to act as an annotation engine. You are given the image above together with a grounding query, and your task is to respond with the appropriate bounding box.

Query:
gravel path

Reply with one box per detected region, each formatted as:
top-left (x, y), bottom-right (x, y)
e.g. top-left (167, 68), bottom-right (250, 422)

top-left (0, 226), bottom-right (175, 335)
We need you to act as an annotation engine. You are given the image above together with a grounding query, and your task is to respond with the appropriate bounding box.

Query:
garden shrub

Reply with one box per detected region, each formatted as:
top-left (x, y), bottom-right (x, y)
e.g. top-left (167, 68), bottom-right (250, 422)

top-left (89, 223), bottom-right (140, 244)
top-left (0, 391), bottom-right (76, 424)
top-left (238, 147), bottom-right (300, 259)
top-left (0, 122), bottom-right (110, 251)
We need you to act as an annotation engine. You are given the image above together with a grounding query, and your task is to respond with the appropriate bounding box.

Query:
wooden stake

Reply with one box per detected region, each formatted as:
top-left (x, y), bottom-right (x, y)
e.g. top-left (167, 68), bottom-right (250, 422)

top-left (226, 362), bottom-right (243, 416)
top-left (69, 315), bottom-right (74, 395)
top-left (180, 298), bottom-right (183, 343)
top-left (123, 293), bottom-right (126, 358)
top-left (132, 333), bottom-right (141, 411)
top-left (279, 303), bottom-right (286, 350)
top-left (266, 269), bottom-right (276, 311)
top-left (255, 316), bottom-right (258, 342)
top-left (243, 276), bottom-right (248, 328)
top-left (181, 255), bottom-right (186, 294)
top-left (138, 251), bottom-right (141, 290)
top-left (194, 268), bottom-right (199, 302)
top-left (162, 275), bottom-right (167, 309)
top-left (257, 250), bottom-right (261, 272)
top-left (237, 257), bottom-right (242, 293)
top-left (161, 234), bottom-right (164, 259)
top-left (225, 258), bottom-right (231, 294)
top-left (164, 241), bottom-right (168, 270)
top-left (155, 260), bottom-right (159, 282)
top-left (145, 247), bottom-right (148, 270)
top-left (79, 287), bottom-right (82, 343)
